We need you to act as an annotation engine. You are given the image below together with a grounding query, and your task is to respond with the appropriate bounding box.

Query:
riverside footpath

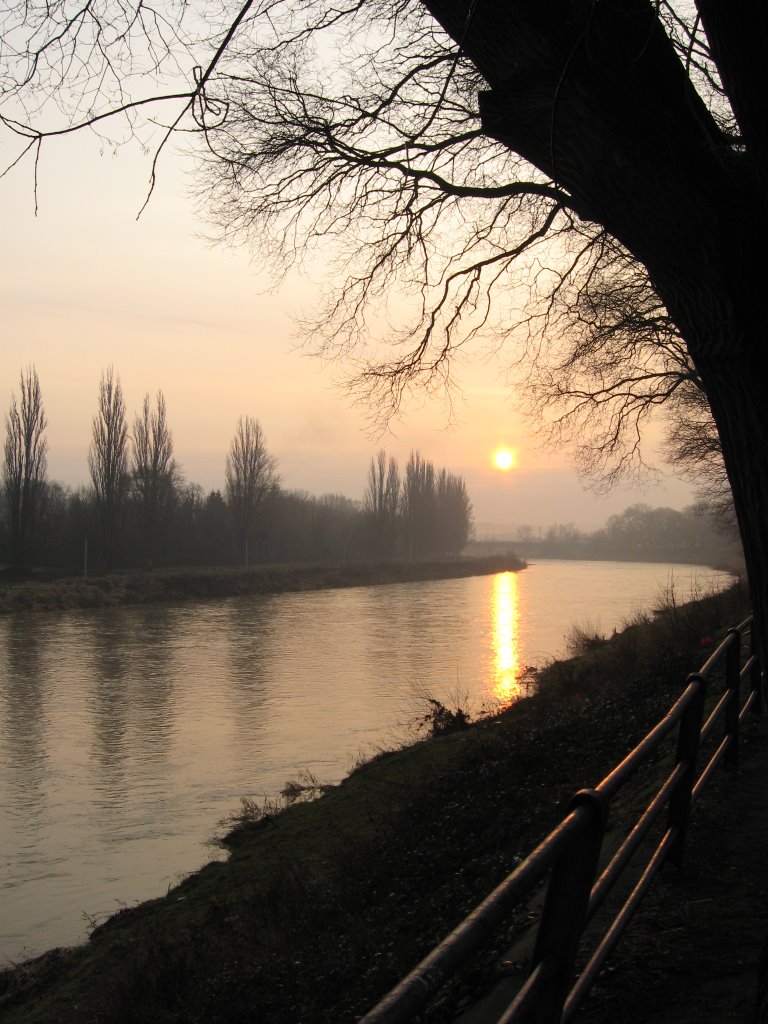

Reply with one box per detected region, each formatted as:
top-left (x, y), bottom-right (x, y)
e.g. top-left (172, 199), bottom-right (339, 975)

top-left (460, 716), bottom-right (768, 1024)
top-left (0, 583), bottom-right (761, 1024)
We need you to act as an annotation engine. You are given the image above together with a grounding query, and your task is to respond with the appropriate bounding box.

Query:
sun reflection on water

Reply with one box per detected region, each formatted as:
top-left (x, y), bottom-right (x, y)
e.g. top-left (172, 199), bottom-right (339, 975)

top-left (491, 571), bottom-right (524, 704)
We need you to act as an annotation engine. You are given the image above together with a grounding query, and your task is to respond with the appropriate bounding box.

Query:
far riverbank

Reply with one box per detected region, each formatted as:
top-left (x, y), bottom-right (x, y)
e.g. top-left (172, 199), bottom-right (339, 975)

top-left (0, 554), bottom-right (526, 616)
top-left (0, 580), bottom-right (751, 1023)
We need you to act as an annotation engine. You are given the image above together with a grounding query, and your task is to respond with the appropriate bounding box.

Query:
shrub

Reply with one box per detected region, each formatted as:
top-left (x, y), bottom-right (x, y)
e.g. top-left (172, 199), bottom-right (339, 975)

top-left (420, 697), bottom-right (471, 736)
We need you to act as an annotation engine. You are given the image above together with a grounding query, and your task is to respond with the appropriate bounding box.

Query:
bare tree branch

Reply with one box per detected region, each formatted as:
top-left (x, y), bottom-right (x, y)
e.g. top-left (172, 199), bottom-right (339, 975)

top-left (0, 1), bottom-right (745, 486)
top-left (3, 366), bottom-right (48, 567)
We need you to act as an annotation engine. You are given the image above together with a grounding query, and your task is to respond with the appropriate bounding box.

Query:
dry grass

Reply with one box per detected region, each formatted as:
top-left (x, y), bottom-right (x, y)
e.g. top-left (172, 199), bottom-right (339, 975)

top-left (0, 582), bottom-right (750, 1024)
top-left (536, 578), bottom-right (747, 701)
top-left (0, 556), bottom-right (526, 616)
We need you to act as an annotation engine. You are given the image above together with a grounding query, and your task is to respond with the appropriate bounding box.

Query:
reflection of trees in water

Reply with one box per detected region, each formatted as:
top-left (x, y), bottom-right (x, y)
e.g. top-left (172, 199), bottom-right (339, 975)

top-left (361, 581), bottom-right (461, 690)
top-left (77, 599), bottom-right (279, 816)
top-left (126, 605), bottom-right (175, 763)
top-left (225, 598), bottom-right (273, 735)
top-left (87, 602), bottom-right (179, 765)
top-left (0, 617), bottom-right (53, 831)
top-left (83, 606), bottom-right (181, 831)
top-left (86, 610), bottom-right (130, 802)
top-left (360, 576), bottom-right (527, 712)
top-left (361, 587), bottom-right (415, 678)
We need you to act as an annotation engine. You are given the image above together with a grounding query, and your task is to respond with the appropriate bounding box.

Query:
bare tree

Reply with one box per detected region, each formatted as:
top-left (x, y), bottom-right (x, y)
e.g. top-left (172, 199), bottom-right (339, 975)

top-left (5, 4), bottom-right (768, 650)
top-left (0, 2), bottom-right (722, 483)
top-left (540, 270), bottom-right (737, 532)
top-left (310, 492), bottom-right (360, 562)
top-left (401, 452), bottom-right (438, 561)
top-left (435, 469), bottom-right (473, 557)
top-left (513, 240), bottom-right (700, 487)
top-left (131, 391), bottom-right (180, 567)
top-left (225, 416), bottom-right (278, 564)
top-left (88, 367), bottom-right (129, 572)
top-left (3, 366), bottom-right (47, 567)
top-left (363, 450), bottom-right (401, 559)
top-left (662, 385), bottom-right (737, 537)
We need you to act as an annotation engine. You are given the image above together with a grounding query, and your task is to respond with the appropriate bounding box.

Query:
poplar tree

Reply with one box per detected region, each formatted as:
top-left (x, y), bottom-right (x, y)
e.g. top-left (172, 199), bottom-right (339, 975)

top-left (363, 450), bottom-right (401, 558)
top-left (5, 3), bottom-right (768, 653)
top-left (3, 367), bottom-right (47, 567)
top-left (88, 367), bottom-right (129, 572)
top-left (131, 391), bottom-right (179, 567)
top-left (225, 416), bottom-right (278, 564)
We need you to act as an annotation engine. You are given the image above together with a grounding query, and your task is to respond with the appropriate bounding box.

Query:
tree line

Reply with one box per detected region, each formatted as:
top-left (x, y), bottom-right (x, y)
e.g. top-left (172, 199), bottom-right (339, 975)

top-left (1, 368), bottom-right (473, 573)
top-left (5, 5), bottom-right (765, 634)
top-left (363, 449), bottom-right (473, 560)
top-left (510, 503), bottom-right (741, 566)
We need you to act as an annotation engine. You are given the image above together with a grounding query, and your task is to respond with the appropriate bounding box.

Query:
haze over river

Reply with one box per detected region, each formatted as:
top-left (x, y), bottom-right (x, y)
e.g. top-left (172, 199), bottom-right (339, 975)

top-left (0, 560), bottom-right (733, 962)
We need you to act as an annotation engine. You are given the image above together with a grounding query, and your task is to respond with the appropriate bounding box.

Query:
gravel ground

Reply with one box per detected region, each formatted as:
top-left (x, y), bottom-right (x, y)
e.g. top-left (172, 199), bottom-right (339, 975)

top-left (460, 714), bottom-right (768, 1024)
top-left (575, 718), bottom-right (768, 1024)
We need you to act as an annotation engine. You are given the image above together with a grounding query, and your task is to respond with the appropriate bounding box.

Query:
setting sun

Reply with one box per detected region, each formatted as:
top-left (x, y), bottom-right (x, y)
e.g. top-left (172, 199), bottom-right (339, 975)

top-left (493, 448), bottom-right (517, 471)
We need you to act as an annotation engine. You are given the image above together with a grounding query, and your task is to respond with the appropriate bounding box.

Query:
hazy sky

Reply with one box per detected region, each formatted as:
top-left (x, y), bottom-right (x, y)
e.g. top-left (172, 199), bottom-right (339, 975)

top-left (2, 129), bottom-right (696, 533)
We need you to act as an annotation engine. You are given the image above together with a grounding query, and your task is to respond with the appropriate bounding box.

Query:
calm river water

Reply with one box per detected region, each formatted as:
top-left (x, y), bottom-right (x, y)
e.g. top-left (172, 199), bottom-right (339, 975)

top-left (0, 560), bottom-right (732, 962)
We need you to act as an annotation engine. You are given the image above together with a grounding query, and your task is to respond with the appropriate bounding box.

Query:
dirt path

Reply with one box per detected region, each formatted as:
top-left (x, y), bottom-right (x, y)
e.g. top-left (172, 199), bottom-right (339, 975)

top-left (574, 718), bottom-right (768, 1024)
top-left (463, 717), bottom-right (768, 1024)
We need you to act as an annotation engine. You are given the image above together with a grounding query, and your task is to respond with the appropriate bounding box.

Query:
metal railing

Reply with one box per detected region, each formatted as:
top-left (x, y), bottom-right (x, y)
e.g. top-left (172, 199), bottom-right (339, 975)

top-left (360, 616), bottom-right (763, 1024)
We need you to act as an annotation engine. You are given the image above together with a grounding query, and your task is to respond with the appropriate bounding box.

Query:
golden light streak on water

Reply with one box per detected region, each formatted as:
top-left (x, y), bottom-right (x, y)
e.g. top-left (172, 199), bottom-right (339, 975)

top-left (0, 561), bottom-right (733, 961)
top-left (491, 571), bottom-right (523, 704)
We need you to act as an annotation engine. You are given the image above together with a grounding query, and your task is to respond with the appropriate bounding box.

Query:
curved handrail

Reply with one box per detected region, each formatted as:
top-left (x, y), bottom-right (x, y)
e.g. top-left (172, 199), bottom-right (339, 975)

top-left (360, 614), bottom-right (762, 1024)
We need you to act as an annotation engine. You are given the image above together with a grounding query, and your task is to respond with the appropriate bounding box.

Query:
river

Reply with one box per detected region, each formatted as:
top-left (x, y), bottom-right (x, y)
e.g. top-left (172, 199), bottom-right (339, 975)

top-left (0, 559), bottom-right (732, 962)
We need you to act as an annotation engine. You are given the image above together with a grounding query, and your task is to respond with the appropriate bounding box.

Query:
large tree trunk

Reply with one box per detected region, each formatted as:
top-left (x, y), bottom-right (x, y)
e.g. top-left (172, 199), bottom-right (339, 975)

top-left (423, 0), bottom-right (768, 660)
top-left (682, 320), bottom-right (768, 650)
top-left (418, 3), bottom-right (768, 1016)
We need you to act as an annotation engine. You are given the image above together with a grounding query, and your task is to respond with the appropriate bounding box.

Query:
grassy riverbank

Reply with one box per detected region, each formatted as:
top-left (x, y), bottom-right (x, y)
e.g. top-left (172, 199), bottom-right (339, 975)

top-left (0, 579), bottom-right (750, 1023)
top-left (0, 555), bottom-right (525, 615)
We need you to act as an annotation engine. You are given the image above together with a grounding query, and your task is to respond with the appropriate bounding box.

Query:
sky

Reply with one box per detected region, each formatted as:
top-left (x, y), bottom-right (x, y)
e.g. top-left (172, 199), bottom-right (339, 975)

top-left (1, 128), bottom-right (697, 535)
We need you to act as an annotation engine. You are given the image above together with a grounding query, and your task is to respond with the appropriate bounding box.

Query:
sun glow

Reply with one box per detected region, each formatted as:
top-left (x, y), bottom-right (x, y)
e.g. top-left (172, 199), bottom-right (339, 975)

top-left (491, 571), bottom-right (523, 704)
top-left (493, 448), bottom-right (516, 471)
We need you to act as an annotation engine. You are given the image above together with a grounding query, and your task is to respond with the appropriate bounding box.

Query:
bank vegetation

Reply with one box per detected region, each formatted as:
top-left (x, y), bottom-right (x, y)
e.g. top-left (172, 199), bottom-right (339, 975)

top-left (0, 555), bottom-right (525, 616)
top-left (0, 581), bottom-right (749, 1023)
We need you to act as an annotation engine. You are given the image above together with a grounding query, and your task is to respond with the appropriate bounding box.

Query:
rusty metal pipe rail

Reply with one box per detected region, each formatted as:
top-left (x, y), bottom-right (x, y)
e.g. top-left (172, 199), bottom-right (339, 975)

top-left (586, 762), bottom-right (684, 923)
top-left (358, 808), bottom-right (591, 1024)
top-left (593, 681), bottom-right (694, 801)
top-left (360, 615), bottom-right (762, 1024)
top-left (561, 826), bottom-right (678, 1023)
top-left (740, 656), bottom-right (760, 720)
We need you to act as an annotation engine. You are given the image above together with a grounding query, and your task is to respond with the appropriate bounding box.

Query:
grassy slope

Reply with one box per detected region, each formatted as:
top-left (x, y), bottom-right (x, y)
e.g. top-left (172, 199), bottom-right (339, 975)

top-left (0, 556), bottom-right (525, 615)
top-left (0, 582), bottom-right (750, 1024)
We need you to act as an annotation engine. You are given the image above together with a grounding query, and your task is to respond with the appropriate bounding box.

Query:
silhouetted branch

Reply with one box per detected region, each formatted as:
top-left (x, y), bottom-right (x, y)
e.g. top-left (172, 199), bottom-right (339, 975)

top-left (0, 1), bottom-right (740, 485)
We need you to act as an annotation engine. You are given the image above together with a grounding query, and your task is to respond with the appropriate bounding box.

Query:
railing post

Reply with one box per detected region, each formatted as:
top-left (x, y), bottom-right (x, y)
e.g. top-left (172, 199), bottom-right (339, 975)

top-left (667, 673), bottom-right (706, 866)
top-left (741, 617), bottom-right (763, 718)
top-left (750, 658), bottom-right (765, 717)
top-left (725, 628), bottom-right (741, 766)
top-left (525, 789), bottom-right (608, 1023)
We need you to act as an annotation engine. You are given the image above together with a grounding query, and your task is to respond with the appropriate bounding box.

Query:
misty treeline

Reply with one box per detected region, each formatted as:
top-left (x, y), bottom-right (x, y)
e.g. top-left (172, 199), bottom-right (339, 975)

top-left (363, 449), bottom-right (473, 560)
top-left (510, 503), bottom-right (741, 565)
top-left (0, 368), bottom-right (473, 573)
